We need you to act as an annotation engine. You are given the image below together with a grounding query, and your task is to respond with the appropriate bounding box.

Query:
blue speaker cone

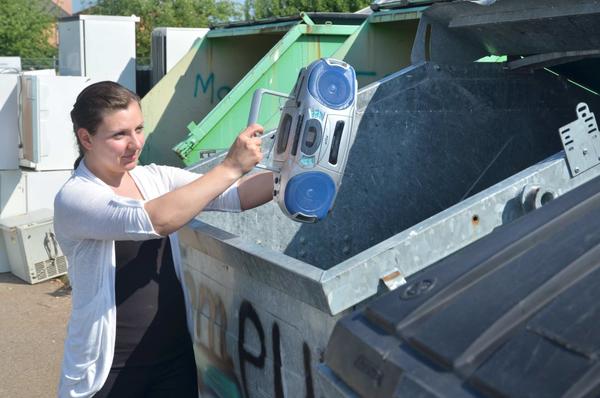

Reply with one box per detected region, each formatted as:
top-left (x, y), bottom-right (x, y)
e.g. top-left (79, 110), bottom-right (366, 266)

top-left (284, 172), bottom-right (336, 221)
top-left (308, 60), bottom-right (355, 110)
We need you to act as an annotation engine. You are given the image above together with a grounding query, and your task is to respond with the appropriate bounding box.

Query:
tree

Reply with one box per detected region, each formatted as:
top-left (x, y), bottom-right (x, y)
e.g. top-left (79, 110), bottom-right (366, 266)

top-left (246, 0), bottom-right (370, 20)
top-left (0, 0), bottom-right (57, 58)
top-left (87, 0), bottom-right (243, 60)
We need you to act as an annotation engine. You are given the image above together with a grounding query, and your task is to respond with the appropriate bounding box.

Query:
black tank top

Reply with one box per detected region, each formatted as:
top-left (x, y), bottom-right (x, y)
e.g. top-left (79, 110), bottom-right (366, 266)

top-left (112, 238), bottom-right (192, 368)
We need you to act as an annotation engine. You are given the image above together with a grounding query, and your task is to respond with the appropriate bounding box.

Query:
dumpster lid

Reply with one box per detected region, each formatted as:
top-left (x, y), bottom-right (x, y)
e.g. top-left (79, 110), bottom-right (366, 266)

top-left (423, 0), bottom-right (600, 56)
top-left (324, 174), bottom-right (600, 397)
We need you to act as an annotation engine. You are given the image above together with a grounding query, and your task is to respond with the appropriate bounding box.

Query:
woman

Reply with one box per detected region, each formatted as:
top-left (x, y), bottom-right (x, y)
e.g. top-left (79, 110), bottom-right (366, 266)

top-left (54, 81), bottom-right (273, 397)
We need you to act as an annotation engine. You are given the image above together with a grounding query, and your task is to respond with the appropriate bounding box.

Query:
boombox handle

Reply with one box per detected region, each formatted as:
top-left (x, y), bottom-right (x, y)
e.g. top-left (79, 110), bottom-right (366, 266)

top-left (247, 88), bottom-right (293, 125)
top-left (248, 88), bottom-right (293, 173)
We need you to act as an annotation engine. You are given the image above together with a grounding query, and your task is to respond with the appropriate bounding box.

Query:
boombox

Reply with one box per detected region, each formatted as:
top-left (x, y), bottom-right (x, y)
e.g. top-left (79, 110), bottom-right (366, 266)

top-left (248, 58), bottom-right (357, 223)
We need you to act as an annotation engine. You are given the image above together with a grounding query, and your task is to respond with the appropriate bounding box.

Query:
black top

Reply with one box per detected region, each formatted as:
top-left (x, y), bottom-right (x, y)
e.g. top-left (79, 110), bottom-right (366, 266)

top-left (112, 238), bottom-right (192, 368)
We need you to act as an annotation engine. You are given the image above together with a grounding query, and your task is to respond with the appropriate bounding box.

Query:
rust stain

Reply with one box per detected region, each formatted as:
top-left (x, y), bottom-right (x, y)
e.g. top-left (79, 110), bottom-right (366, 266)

top-left (383, 270), bottom-right (402, 282)
top-left (316, 35), bottom-right (321, 59)
top-left (471, 214), bottom-right (480, 226)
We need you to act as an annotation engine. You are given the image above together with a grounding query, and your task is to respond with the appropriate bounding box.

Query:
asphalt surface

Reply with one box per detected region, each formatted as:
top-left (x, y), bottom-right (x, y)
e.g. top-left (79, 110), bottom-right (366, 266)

top-left (0, 272), bottom-right (71, 398)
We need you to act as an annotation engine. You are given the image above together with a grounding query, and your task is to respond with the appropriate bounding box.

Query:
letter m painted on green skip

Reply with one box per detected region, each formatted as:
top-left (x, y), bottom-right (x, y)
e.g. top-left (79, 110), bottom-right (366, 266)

top-left (194, 72), bottom-right (215, 103)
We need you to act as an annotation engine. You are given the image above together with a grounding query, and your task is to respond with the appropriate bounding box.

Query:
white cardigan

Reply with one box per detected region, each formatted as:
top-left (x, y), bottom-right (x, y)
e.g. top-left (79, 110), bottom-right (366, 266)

top-left (54, 161), bottom-right (240, 398)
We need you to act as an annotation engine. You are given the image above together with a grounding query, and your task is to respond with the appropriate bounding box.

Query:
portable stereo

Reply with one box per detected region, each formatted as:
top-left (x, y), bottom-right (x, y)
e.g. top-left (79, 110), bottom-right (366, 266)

top-left (248, 58), bottom-right (357, 223)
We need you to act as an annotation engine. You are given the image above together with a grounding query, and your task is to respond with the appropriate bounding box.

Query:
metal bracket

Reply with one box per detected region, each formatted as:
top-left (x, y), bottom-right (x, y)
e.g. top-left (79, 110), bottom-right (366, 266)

top-left (173, 139), bottom-right (196, 160)
top-left (559, 103), bottom-right (600, 177)
top-left (380, 268), bottom-right (406, 291)
top-left (300, 12), bottom-right (316, 26)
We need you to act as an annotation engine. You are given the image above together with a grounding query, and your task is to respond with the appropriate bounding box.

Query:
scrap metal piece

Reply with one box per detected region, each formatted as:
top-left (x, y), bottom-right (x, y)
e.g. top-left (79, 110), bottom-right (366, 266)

top-left (559, 103), bottom-right (600, 177)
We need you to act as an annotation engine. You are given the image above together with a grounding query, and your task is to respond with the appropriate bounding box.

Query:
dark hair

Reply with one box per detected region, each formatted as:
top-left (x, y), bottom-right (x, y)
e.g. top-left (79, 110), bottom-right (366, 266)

top-left (71, 81), bottom-right (141, 168)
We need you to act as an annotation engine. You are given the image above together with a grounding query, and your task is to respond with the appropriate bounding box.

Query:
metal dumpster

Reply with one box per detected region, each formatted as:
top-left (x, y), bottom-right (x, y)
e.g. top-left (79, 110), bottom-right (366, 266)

top-left (177, 57), bottom-right (600, 397)
top-left (172, 9), bottom-right (428, 167)
top-left (141, 8), bottom-right (431, 168)
top-left (320, 172), bottom-right (600, 398)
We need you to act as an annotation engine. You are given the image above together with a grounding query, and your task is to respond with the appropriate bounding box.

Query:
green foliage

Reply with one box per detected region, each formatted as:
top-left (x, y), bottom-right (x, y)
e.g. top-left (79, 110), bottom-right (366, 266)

top-left (87, 0), bottom-right (243, 60)
top-left (246, 0), bottom-right (370, 19)
top-left (0, 0), bottom-right (57, 58)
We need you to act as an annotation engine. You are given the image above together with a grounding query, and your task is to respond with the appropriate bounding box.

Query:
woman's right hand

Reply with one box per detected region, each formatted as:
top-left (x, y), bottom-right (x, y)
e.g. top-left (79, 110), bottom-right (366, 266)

top-left (145, 124), bottom-right (265, 236)
top-left (222, 124), bottom-right (264, 178)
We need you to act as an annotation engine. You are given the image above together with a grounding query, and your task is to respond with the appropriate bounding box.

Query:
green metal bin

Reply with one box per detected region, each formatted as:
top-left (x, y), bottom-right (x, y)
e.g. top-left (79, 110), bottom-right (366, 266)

top-left (140, 14), bottom-right (365, 167)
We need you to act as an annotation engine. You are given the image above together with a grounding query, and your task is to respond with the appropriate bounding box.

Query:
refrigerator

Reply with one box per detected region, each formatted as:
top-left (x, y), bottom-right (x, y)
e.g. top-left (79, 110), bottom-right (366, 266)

top-left (0, 74), bottom-right (20, 170)
top-left (19, 74), bottom-right (92, 171)
top-left (58, 15), bottom-right (140, 92)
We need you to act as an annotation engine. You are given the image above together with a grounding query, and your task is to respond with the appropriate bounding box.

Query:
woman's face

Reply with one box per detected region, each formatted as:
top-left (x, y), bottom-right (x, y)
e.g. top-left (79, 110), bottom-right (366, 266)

top-left (84, 101), bottom-right (145, 174)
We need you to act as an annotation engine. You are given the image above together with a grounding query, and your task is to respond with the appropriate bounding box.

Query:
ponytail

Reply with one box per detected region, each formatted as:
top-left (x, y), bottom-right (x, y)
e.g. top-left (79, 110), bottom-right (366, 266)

top-left (73, 155), bottom-right (83, 169)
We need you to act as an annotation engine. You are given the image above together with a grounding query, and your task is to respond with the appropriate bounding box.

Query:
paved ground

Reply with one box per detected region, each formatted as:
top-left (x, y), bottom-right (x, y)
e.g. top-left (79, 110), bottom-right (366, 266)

top-left (0, 272), bottom-right (71, 398)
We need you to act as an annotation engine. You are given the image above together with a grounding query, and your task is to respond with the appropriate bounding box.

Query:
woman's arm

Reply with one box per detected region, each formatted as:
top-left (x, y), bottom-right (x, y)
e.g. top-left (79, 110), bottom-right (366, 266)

top-left (144, 124), bottom-right (263, 236)
top-left (237, 171), bottom-right (274, 210)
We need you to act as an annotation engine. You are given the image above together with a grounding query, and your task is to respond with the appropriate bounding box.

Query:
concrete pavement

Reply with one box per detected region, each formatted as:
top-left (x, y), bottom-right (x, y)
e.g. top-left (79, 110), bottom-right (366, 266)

top-left (0, 273), bottom-right (71, 397)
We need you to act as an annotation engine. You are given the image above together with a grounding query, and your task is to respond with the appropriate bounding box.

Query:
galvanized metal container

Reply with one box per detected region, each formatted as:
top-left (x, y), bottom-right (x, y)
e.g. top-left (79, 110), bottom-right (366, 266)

top-left (177, 61), bottom-right (600, 397)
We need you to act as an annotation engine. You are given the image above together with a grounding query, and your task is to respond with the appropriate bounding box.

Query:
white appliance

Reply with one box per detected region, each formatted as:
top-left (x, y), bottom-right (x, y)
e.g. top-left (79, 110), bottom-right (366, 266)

top-left (0, 209), bottom-right (67, 284)
top-left (151, 27), bottom-right (208, 85)
top-left (0, 169), bottom-right (72, 216)
top-left (0, 74), bottom-right (20, 170)
top-left (0, 170), bottom-right (25, 273)
top-left (19, 74), bottom-right (92, 170)
top-left (0, 169), bottom-right (72, 272)
top-left (58, 15), bottom-right (140, 92)
top-left (0, 57), bottom-right (21, 73)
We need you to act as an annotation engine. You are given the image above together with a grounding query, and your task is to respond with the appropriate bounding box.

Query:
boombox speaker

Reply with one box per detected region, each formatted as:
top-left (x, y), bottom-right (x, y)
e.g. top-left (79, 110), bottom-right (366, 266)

top-left (248, 58), bottom-right (357, 223)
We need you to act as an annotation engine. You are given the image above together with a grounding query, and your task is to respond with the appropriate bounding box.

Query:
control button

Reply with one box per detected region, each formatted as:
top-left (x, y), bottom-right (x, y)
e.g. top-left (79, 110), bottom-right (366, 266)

top-left (300, 156), bottom-right (315, 167)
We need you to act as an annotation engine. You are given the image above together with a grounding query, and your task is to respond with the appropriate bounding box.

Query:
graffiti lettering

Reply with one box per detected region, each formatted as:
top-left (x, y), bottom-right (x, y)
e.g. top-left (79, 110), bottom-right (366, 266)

top-left (238, 300), bottom-right (316, 398)
top-left (217, 86), bottom-right (231, 101)
top-left (273, 323), bottom-right (284, 398)
top-left (197, 285), bottom-right (228, 359)
top-left (193, 72), bottom-right (231, 103)
top-left (194, 72), bottom-right (214, 99)
top-left (182, 273), bottom-right (241, 397)
top-left (238, 300), bottom-right (267, 398)
top-left (187, 281), bottom-right (317, 398)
